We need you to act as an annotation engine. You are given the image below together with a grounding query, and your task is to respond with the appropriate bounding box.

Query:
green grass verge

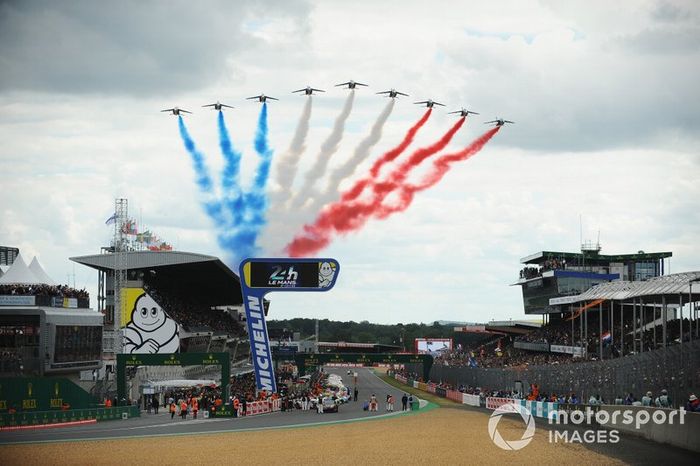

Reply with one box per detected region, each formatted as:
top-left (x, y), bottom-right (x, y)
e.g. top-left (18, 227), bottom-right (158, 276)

top-left (373, 371), bottom-right (458, 407)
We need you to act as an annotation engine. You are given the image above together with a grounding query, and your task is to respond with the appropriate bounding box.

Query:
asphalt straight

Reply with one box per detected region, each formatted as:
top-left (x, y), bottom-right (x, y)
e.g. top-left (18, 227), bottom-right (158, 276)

top-left (0, 367), bottom-right (417, 445)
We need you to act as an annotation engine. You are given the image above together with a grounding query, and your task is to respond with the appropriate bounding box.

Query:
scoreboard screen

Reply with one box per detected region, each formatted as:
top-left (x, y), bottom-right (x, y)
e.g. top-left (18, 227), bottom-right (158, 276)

top-left (249, 261), bottom-right (320, 288)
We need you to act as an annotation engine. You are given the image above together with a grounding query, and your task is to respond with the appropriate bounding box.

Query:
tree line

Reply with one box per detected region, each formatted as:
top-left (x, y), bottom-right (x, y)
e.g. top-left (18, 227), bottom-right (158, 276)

top-left (267, 318), bottom-right (483, 350)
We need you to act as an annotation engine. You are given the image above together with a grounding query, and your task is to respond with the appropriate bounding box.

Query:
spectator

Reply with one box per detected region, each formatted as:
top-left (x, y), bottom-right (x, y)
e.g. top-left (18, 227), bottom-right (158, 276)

top-left (655, 389), bottom-right (671, 408)
top-left (685, 394), bottom-right (700, 412)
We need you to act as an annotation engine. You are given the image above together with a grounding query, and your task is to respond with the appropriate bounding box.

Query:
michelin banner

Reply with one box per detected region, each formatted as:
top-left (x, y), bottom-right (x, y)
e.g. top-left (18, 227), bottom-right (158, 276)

top-left (120, 288), bottom-right (179, 354)
top-left (240, 258), bottom-right (340, 393)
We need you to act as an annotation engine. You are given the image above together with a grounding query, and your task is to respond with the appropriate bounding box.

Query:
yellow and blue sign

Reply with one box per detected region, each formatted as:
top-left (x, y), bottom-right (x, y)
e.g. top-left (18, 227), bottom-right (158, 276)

top-left (239, 258), bottom-right (340, 393)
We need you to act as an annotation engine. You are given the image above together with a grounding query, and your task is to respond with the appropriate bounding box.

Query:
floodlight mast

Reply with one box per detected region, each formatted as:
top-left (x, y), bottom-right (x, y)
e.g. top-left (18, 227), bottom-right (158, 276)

top-left (113, 198), bottom-right (128, 355)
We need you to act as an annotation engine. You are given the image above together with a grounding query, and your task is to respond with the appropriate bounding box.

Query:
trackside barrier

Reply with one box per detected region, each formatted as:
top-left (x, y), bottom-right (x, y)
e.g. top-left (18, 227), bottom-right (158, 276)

top-left (271, 398), bottom-right (281, 412)
top-left (445, 390), bottom-right (463, 403)
top-left (484, 397), bottom-right (558, 419)
top-left (517, 400), bottom-right (558, 420)
top-left (392, 374), bottom-right (554, 415)
top-left (248, 401), bottom-right (271, 416)
top-left (595, 405), bottom-right (700, 453)
top-left (486, 397), bottom-right (514, 410)
top-left (462, 393), bottom-right (480, 407)
top-left (391, 374), bottom-right (479, 408)
top-left (0, 405), bottom-right (139, 428)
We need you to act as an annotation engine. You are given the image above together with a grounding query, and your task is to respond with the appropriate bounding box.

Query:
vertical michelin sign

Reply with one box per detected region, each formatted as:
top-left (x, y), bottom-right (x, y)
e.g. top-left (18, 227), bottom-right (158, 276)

top-left (240, 258), bottom-right (340, 393)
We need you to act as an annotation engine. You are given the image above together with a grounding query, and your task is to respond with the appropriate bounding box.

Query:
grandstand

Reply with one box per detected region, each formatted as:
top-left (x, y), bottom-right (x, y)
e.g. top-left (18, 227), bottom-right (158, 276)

top-left (0, 251), bottom-right (101, 377)
top-left (71, 251), bottom-right (248, 371)
top-left (424, 245), bottom-right (699, 406)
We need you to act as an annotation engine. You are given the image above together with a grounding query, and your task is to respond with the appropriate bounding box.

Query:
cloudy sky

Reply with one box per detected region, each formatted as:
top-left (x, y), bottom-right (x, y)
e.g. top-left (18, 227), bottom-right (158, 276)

top-left (1, 0), bottom-right (698, 325)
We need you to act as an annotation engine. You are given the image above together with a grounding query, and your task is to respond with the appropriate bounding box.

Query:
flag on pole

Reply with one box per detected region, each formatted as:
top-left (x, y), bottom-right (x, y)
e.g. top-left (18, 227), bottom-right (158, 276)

top-left (105, 213), bottom-right (117, 225)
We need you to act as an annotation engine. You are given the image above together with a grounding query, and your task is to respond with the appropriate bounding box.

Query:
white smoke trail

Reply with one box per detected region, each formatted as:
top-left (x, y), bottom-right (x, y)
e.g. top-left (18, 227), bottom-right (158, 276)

top-left (302, 98), bottom-right (395, 218)
top-left (261, 97), bottom-right (314, 253)
top-left (272, 96), bottom-right (313, 200)
top-left (289, 90), bottom-right (355, 211)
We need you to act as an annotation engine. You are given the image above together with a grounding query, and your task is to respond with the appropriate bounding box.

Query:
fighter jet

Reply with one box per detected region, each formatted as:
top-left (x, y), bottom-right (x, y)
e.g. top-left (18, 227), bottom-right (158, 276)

top-left (161, 107), bottom-right (192, 116)
top-left (484, 118), bottom-right (515, 126)
top-left (449, 108), bottom-right (479, 117)
top-left (414, 99), bottom-right (445, 108)
top-left (335, 80), bottom-right (368, 89)
top-left (376, 89), bottom-right (409, 98)
top-left (202, 101), bottom-right (234, 111)
top-left (246, 94), bottom-right (279, 103)
top-left (292, 86), bottom-right (325, 95)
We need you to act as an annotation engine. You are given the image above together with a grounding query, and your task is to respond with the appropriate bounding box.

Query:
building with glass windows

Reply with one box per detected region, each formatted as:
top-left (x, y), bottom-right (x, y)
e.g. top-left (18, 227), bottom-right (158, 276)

top-left (514, 243), bottom-right (672, 315)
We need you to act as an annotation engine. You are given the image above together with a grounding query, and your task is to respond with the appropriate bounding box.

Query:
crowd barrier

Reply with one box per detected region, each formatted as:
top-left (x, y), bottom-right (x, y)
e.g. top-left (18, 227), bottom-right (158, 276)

top-left (484, 397), bottom-right (558, 419)
top-left (516, 399), bottom-right (558, 419)
top-left (0, 405), bottom-right (139, 428)
top-left (446, 390), bottom-right (464, 403)
top-left (462, 393), bottom-right (480, 407)
top-left (486, 397), bottom-right (514, 410)
top-left (394, 374), bottom-right (483, 409)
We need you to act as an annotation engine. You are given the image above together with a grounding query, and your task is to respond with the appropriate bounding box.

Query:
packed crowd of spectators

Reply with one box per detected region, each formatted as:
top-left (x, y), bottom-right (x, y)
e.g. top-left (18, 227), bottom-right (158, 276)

top-left (515, 313), bottom-right (696, 360)
top-left (395, 366), bottom-right (700, 412)
top-left (0, 283), bottom-right (89, 299)
top-left (144, 286), bottom-right (244, 336)
top-left (519, 258), bottom-right (566, 280)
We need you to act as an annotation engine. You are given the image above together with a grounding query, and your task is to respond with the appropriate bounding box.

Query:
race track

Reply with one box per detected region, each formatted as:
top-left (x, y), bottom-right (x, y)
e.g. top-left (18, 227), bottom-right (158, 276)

top-left (0, 367), bottom-right (413, 445)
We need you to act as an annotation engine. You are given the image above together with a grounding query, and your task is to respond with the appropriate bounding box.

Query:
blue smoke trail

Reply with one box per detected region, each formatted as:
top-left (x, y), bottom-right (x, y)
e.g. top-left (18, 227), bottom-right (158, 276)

top-left (246, 102), bottom-right (274, 227)
top-left (215, 103), bottom-right (273, 268)
top-left (177, 116), bottom-right (225, 226)
top-left (217, 111), bottom-right (245, 225)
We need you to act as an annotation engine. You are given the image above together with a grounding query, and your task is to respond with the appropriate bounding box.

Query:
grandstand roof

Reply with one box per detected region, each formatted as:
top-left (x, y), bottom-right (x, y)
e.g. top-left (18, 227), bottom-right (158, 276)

top-left (70, 251), bottom-right (242, 306)
top-left (555, 271), bottom-right (700, 303)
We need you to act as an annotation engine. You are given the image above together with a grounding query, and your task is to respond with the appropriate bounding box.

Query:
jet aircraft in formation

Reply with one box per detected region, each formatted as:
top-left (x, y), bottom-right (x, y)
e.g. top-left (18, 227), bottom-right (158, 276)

top-left (414, 99), bottom-right (445, 108)
top-left (293, 86), bottom-right (325, 95)
top-left (449, 108), bottom-right (479, 117)
top-left (163, 84), bottom-right (513, 125)
top-left (202, 101), bottom-right (234, 111)
top-left (161, 107), bottom-right (192, 116)
top-left (377, 89), bottom-right (409, 98)
top-left (484, 118), bottom-right (515, 126)
top-left (335, 80), bottom-right (368, 89)
top-left (247, 94), bottom-right (279, 103)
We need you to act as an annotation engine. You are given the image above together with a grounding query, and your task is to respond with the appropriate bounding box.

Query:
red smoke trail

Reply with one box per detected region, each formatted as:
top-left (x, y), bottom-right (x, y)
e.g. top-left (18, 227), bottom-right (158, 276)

top-left (286, 117), bottom-right (467, 257)
top-left (376, 126), bottom-right (500, 220)
top-left (342, 108), bottom-right (433, 202)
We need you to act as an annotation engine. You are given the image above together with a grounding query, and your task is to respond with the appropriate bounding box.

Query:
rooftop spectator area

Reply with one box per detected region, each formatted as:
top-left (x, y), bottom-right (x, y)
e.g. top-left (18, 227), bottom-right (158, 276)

top-left (520, 250), bottom-right (672, 267)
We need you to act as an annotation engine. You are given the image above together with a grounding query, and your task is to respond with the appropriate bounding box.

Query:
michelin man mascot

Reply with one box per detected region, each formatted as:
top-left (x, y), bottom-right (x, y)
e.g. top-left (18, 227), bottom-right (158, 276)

top-left (318, 261), bottom-right (337, 288)
top-left (123, 293), bottom-right (179, 354)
